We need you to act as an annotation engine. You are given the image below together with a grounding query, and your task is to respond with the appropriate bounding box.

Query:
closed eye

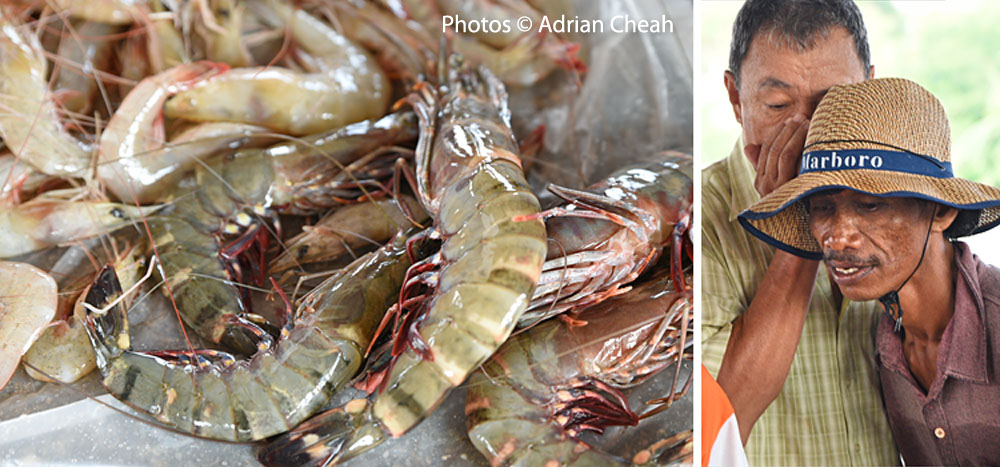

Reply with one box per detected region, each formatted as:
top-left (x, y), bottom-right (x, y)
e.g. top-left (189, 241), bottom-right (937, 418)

top-left (808, 203), bottom-right (832, 215)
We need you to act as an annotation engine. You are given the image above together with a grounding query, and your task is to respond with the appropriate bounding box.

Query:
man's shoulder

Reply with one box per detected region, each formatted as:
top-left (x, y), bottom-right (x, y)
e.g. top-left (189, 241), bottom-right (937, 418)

top-left (701, 158), bottom-right (734, 220)
top-left (974, 257), bottom-right (1000, 308)
top-left (702, 157), bottom-right (732, 194)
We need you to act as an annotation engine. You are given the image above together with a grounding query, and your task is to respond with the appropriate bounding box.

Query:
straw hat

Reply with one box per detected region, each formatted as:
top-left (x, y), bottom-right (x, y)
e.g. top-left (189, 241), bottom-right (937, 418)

top-left (738, 77), bottom-right (1000, 260)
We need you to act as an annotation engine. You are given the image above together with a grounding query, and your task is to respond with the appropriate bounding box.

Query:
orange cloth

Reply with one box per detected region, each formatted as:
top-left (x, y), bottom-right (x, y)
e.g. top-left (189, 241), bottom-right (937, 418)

top-left (701, 365), bottom-right (748, 467)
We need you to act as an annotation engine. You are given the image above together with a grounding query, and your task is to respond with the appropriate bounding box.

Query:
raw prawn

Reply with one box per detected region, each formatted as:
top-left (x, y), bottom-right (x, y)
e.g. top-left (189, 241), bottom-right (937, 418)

top-left (53, 21), bottom-right (118, 116)
top-left (0, 196), bottom-right (159, 259)
top-left (196, 0), bottom-right (253, 67)
top-left (377, 0), bottom-right (586, 86)
top-left (0, 150), bottom-right (48, 205)
top-left (81, 232), bottom-right (419, 441)
top-left (50, 0), bottom-right (149, 25)
top-left (22, 240), bottom-right (143, 383)
top-left (0, 261), bottom-right (58, 390)
top-left (269, 195), bottom-right (428, 276)
top-left (466, 270), bottom-right (692, 466)
top-left (0, 17), bottom-right (92, 177)
top-left (326, 0), bottom-right (437, 83)
top-left (256, 57), bottom-right (547, 465)
top-left (146, 1), bottom-right (191, 73)
top-left (523, 153), bottom-right (692, 325)
top-left (147, 111), bottom-right (418, 355)
top-left (96, 61), bottom-right (244, 204)
top-left (163, 0), bottom-right (391, 136)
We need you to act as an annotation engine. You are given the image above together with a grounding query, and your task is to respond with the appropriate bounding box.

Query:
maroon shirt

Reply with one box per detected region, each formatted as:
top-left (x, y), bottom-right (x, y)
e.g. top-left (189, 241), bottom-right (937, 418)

top-left (876, 242), bottom-right (1000, 466)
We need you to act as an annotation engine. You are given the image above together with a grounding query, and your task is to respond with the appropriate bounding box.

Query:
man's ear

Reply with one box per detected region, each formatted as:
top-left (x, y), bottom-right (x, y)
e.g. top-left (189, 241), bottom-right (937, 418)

top-left (933, 205), bottom-right (960, 233)
top-left (724, 70), bottom-right (743, 125)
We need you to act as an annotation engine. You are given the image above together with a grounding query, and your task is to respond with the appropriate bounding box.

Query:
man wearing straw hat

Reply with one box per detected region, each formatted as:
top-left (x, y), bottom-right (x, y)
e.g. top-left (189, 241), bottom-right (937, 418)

top-left (702, 0), bottom-right (898, 464)
top-left (740, 77), bottom-right (1000, 465)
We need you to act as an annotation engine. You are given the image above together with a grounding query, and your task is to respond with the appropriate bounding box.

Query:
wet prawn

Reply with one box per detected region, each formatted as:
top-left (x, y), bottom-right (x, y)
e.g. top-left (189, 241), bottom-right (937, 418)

top-left (146, 111), bottom-right (418, 355)
top-left (0, 15), bottom-right (92, 177)
top-left (466, 270), bottom-right (693, 466)
top-left (163, 0), bottom-right (391, 136)
top-left (0, 194), bottom-right (159, 259)
top-left (256, 56), bottom-right (547, 466)
top-left (52, 20), bottom-right (119, 117)
top-left (96, 61), bottom-right (246, 204)
top-left (80, 231), bottom-right (419, 441)
top-left (0, 260), bottom-right (58, 390)
top-left (375, 0), bottom-right (586, 86)
top-left (22, 239), bottom-right (144, 383)
top-left (522, 152), bottom-right (693, 325)
top-left (49, 0), bottom-right (149, 25)
top-left (269, 195), bottom-right (429, 277)
top-left (0, 149), bottom-right (49, 205)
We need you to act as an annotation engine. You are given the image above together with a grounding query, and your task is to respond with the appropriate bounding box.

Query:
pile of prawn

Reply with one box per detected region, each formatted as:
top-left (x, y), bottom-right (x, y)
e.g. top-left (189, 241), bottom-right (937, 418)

top-left (0, 0), bottom-right (692, 465)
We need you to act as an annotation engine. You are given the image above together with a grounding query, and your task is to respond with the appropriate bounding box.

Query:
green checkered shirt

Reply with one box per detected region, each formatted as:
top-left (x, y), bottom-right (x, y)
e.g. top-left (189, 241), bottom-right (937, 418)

top-left (701, 142), bottom-right (899, 466)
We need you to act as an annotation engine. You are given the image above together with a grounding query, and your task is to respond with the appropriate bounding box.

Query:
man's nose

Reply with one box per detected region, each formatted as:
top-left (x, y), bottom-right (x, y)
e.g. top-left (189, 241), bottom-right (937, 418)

top-left (821, 215), bottom-right (863, 251)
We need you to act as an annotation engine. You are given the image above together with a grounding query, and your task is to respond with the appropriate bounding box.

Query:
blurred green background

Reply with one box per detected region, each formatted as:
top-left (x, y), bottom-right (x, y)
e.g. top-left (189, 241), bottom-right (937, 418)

top-left (701, 0), bottom-right (1000, 189)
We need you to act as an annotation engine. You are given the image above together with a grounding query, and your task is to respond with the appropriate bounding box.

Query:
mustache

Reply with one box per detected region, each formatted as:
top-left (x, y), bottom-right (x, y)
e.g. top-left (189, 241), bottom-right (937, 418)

top-left (822, 250), bottom-right (880, 267)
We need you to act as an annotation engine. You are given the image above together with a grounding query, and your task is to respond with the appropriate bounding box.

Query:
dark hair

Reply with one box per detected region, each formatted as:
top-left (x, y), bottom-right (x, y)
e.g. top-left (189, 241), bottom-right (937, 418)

top-left (945, 209), bottom-right (981, 239)
top-left (729, 0), bottom-right (871, 87)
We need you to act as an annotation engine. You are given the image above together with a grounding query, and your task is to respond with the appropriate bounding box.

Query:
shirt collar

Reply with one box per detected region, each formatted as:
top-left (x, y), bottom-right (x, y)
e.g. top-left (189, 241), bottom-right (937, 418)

top-left (942, 242), bottom-right (989, 383)
top-left (876, 242), bottom-right (989, 387)
top-left (724, 137), bottom-right (761, 221)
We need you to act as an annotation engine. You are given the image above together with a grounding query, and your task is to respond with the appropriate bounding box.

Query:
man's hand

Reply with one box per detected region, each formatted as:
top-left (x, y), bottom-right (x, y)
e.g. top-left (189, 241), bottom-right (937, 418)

top-left (746, 114), bottom-right (810, 197)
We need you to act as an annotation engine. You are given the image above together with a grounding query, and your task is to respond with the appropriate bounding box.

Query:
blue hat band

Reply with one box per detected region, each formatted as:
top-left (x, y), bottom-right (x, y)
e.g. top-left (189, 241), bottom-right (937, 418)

top-left (799, 149), bottom-right (953, 178)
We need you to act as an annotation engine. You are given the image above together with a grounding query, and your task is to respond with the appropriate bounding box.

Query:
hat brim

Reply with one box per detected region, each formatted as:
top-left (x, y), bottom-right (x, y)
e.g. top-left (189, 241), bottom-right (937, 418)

top-left (738, 169), bottom-right (1000, 260)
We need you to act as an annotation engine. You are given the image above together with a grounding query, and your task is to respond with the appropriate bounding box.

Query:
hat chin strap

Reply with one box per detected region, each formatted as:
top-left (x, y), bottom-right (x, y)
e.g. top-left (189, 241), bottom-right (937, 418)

top-left (877, 206), bottom-right (937, 333)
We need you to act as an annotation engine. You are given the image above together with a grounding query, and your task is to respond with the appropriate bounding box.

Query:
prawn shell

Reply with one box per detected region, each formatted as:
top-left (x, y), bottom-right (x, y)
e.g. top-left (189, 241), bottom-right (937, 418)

top-left (0, 200), bottom-right (157, 259)
top-left (0, 262), bottom-right (58, 389)
top-left (51, 0), bottom-right (145, 24)
top-left (0, 20), bottom-right (91, 176)
top-left (84, 233), bottom-right (415, 442)
top-left (23, 319), bottom-right (95, 383)
top-left (466, 273), bottom-right (689, 465)
top-left (163, 65), bottom-right (389, 136)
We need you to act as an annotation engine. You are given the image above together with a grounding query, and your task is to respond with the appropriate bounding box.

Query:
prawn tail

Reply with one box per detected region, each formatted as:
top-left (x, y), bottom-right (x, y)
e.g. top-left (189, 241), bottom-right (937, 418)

top-left (256, 400), bottom-right (385, 467)
top-left (82, 266), bottom-right (131, 365)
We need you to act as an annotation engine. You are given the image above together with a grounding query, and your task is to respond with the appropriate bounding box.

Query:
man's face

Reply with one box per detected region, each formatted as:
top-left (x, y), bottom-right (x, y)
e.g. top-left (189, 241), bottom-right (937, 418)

top-left (728, 27), bottom-right (868, 166)
top-left (807, 190), bottom-right (932, 300)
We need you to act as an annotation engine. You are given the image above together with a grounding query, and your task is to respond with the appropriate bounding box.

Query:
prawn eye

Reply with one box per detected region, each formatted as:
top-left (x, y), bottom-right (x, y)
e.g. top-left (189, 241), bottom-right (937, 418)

top-left (110, 208), bottom-right (125, 219)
